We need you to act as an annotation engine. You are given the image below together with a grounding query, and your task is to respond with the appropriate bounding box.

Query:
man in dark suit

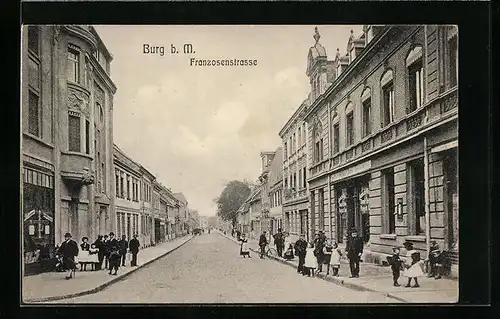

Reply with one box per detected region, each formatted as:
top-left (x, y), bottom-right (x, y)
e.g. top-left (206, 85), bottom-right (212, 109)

top-left (93, 235), bottom-right (104, 270)
top-left (118, 235), bottom-right (128, 267)
top-left (259, 231), bottom-right (268, 259)
top-left (103, 234), bottom-right (109, 269)
top-left (273, 228), bottom-right (285, 258)
top-left (129, 234), bottom-right (140, 266)
top-left (345, 229), bottom-right (364, 278)
top-left (294, 234), bottom-right (308, 275)
top-left (107, 232), bottom-right (120, 275)
top-left (57, 232), bottom-right (79, 280)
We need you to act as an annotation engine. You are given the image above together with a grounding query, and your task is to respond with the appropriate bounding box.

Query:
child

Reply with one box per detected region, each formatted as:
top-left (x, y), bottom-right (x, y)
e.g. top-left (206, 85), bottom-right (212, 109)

top-left (89, 244), bottom-right (100, 271)
top-left (284, 243), bottom-right (294, 261)
top-left (330, 242), bottom-right (342, 277)
top-left (402, 242), bottom-right (424, 288)
top-left (240, 234), bottom-right (251, 258)
top-left (304, 242), bottom-right (318, 277)
top-left (322, 240), bottom-right (333, 275)
top-left (387, 247), bottom-right (404, 286)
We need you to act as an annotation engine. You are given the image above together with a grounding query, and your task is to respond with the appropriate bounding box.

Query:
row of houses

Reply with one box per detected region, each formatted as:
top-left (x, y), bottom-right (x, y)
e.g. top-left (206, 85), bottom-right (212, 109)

top-left (236, 25), bottom-right (458, 274)
top-left (21, 25), bottom-right (198, 275)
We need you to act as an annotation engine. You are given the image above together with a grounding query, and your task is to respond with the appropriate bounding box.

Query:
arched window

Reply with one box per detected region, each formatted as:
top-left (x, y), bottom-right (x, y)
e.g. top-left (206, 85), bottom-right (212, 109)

top-left (345, 102), bottom-right (354, 146)
top-left (381, 69), bottom-right (395, 127)
top-left (406, 46), bottom-right (424, 112)
top-left (313, 119), bottom-right (323, 163)
top-left (361, 87), bottom-right (372, 137)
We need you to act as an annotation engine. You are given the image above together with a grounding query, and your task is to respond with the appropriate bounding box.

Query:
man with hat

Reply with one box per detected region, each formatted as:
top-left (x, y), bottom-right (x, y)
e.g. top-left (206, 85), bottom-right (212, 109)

top-left (345, 228), bottom-right (363, 278)
top-left (57, 233), bottom-right (79, 280)
top-left (129, 234), bottom-right (141, 266)
top-left (294, 234), bottom-right (308, 275)
top-left (107, 232), bottom-right (120, 275)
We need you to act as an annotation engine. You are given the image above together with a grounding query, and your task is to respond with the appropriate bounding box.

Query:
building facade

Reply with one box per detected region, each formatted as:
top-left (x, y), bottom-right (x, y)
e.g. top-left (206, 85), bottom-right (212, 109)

top-left (301, 25), bottom-right (458, 272)
top-left (21, 25), bottom-right (117, 275)
top-left (279, 99), bottom-right (311, 242)
top-left (174, 193), bottom-right (189, 235)
top-left (267, 147), bottom-right (284, 236)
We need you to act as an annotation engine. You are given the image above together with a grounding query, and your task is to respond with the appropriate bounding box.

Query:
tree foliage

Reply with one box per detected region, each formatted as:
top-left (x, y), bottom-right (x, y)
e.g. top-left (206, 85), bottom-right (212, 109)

top-left (214, 180), bottom-right (252, 227)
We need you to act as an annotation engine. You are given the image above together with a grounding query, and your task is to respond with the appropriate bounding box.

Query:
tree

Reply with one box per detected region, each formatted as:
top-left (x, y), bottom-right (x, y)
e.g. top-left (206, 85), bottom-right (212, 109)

top-left (214, 180), bottom-right (252, 227)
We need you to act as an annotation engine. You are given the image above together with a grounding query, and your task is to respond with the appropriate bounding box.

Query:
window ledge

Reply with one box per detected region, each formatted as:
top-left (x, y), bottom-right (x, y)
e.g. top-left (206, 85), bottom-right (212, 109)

top-left (380, 234), bottom-right (397, 240)
top-left (406, 235), bottom-right (426, 242)
top-left (23, 133), bottom-right (54, 148)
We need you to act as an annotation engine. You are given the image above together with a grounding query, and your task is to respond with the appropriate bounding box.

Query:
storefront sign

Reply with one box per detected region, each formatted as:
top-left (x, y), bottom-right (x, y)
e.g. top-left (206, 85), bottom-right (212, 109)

top-left (331, 160), bottom-right (371, 183)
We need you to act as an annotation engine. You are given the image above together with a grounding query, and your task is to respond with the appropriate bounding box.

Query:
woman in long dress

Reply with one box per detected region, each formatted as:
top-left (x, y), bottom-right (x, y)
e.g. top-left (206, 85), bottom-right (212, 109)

top-left (240, 234), bottom-right (251, 258)
top-left (78, 237), bottom-right (91, 271)
top-left (304, 242), bottom-right (318, 277)
top-left (402, 242), bottom-right (424, 288)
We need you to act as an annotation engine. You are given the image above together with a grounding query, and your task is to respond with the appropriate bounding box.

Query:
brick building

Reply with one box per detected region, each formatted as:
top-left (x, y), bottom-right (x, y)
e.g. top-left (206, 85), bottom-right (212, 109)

top-left (21, 25), bottom-right (117, 275)
top-left (299, 25), bottom-right (458, 273)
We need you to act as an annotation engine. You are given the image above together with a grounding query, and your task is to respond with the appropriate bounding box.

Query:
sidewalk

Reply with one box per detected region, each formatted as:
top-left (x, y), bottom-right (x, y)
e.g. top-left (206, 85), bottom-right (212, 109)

top-left (22, 235), bottom-right (194, 303)
top-left (217, 231), bottom-right (458, 303)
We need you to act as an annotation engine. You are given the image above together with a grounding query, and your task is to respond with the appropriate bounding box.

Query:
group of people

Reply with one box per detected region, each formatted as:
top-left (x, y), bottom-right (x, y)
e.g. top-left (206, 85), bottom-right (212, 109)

top-left (236, 227), bottom-right (439, 288)
top-left (54, 232), bottom-right (141, 280)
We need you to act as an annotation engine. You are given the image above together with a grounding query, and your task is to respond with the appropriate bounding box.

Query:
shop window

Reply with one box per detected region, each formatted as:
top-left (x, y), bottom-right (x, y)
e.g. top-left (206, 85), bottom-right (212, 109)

top-left (346, 112), bottom-right (354, 146)
top-left (68, 113), bottom-right (81, 152)
top-left (382, 168), bottom-right (396, 234)
top-left (448, 33), bottom-right (458, 88)
top-left (28, 26), bottom-right (39, 55)
top-left (28, 91), bottom-right (40, 136)
top-left (68, 46), bottom-right (80, 83)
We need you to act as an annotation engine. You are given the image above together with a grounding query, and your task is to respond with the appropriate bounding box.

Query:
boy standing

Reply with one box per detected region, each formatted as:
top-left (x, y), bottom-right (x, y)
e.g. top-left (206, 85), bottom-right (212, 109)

top-left (387, 247), bottom-right (404, 286)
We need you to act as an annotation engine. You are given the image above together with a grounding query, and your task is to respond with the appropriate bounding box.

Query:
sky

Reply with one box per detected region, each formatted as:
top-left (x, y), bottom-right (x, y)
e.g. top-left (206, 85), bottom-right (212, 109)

top-left (95, 25), bottom-right (363, 217)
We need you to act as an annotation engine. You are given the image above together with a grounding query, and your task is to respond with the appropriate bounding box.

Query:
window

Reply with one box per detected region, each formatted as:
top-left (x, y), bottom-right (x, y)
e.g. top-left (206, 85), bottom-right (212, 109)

top-left (318, 189), bottom-right (325, 230)
top-left (28, 91), bottom-right (40, 136)
top-left (448, 34), bottom-right (458, 88)
top-left (284, 176), bottom-right (288, 189)
top-left (284, 142), bottom-right (287, 159)
top-left (28, 26), bottom-right (39, 55)
top-left (382, 81), bottom-right (395, 127)
top-left (346, 112), bottom-right (354, 146)
top-left (362, 99), bottom-right (372, 137)
top-left (115, 171), bottom-right (119, 198)
top-left (303, 167), bottom-right (306, 188)
top-left (333, 123), bottom-right (339, 153)
top-left (293, 173), bottom-right (297, 190)
top-left (120, 175), bottom-right (124, 198)
top-left (407, 47), bottom-right (424, 112)
top-left (298, 127), bottom-right (302, 148)
top-left (293, 133), bottom-right (296, 152)
top-left (365, 26), bottom-right (373, 45)
top-left (409, 159), bottom-right (425, 235)
top-left (68, 114), bottom-right (81, 152)
top-left (382, 168), bottom-right (396, 234)
top-left (68, 47), bottom-right (80, 83)
top-left (289, 137), bottom-right (293, 156)
top-left (85, 120), bottom-right (90, 154)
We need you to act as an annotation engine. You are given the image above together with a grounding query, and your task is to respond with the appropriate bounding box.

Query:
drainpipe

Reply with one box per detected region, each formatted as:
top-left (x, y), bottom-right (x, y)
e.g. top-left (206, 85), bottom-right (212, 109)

top-left (424, 136), bottom-right (431, 256)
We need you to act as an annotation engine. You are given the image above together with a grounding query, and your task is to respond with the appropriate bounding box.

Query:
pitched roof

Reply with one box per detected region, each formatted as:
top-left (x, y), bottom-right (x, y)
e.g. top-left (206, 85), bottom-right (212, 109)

top-left (173, 192), bottom-right (188, 204)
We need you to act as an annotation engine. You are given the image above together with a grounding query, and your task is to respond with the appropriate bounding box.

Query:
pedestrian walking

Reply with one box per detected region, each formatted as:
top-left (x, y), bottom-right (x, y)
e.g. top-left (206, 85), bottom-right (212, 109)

top-left (118, 235), bottom-right (128, 267)
top-left (273, 228), bottom-right (285, 258)
top-left (345, 229), bottom-right (363, 278)
top-left (107, 232), bottom-right (119, 275)
top-left (402, 242), bottom-right (424, 288)
top-left (103, 234), bottom-right (110, 270)
top-left (329, 242), bottom-right (342, 277)
top-left (387, 247), bottom-right (404, 286)
top-left (56, 233), bottom-right (79, 280)
top-left (78, 237), bottom-right (91, 271)
top-left (304, 242), bottom-right (318, 277)
top-left (258, 231), bottom-right (268, 259)
top-left (93, 235), bottom-right (105, 270)
top-left (322, 239), bottom-right (333, 275)
top-left (294, 234), bottom-right (307, 275)
top-left (239, 234), bottom-right (251, 258)
top-left (129, 234), bottom-right (140, 266)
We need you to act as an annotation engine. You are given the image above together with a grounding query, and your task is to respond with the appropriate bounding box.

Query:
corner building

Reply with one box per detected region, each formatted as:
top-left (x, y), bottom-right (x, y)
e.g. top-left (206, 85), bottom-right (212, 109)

top-left (302, 26), bottom-right (458, 274)
top-left (21, 26), bottom-right (117, 274)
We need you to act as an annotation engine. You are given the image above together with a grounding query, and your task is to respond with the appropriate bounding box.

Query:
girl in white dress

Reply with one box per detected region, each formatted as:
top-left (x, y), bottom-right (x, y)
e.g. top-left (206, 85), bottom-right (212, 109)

top-left (240, 234), bottom-right (251, 258)
top-left (402, 242), bottom-right (424, 288)
top-left (329, 242), bottom-right (343, 277)
top-left (304, 242), bottom-right (318, 277)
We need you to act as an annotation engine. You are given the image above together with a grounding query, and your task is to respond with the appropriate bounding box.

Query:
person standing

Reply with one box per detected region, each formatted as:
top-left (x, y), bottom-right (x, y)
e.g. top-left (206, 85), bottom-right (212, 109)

top-left (345, 229), bottom-right (363, 278)
top-left (129, 234), bottom-right (140, 266)
top-left (259, 231), bottom-right (268, 259)
top-left (294, 234), bottom-right (308, 275)
top-left (239, 234), bottom-right (251, 258)
top-left (402, 242), bottom-right (424, 288)
top-left (322, 239), bottom-right (333, 275)
top-left (103, 234), bottom-right (110, 270)
top-left (387, 247), bottom-right (404, 286)
top-left (107, 232), bottom-right (119, 275)
top-left (314, 232), bottom-right (326, 274)
top-left (93, 235), bottom-right (104, 270)
top-left (273, 228), bottom-right (285, 258)
top-left (118, 235), bottom-right (128, 267)
top-left (330, 242), bottom-right (343, 277)
top-left (304, 242), bottom-right (318, 277)
top-left (79, 237), bottom-right (91, 271)
top-left (57, 233), bottom-right (79, 280)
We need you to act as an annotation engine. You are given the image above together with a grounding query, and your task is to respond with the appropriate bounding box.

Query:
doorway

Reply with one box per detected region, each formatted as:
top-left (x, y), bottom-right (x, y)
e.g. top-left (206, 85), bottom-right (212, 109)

top-left (443, 149), bottom-right (458, 252)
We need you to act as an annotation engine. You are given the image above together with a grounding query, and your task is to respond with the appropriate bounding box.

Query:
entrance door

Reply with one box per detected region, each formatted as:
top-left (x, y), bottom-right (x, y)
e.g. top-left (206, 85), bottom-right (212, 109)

top-left (443, 149), bottom-right (458, 252)
top-left (346, 185), bottom-right (356, 232)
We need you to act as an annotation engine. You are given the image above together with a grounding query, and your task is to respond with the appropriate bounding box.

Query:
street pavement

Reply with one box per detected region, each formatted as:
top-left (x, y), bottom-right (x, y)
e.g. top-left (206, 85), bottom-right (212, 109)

top-left (53, 232), bottom-right (399, 303)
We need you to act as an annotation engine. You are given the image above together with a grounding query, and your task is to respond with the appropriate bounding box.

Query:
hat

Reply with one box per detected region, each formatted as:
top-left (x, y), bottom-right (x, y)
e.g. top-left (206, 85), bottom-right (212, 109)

top-left (82, 236), bottom-right (88, 241)
top-left (64, 233), bottom-right (72, 238)
top-left (109, 232), bottom-right (115, 236)
top-left (403, 241), bottom-right (413, 248)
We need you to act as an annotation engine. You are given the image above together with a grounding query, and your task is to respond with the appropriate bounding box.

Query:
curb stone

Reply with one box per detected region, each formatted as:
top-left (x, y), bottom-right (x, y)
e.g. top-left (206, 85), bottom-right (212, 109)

top-left (216, 231), bottom-right (407, 303)
top-left (24, 236), bottom-right (195, 303)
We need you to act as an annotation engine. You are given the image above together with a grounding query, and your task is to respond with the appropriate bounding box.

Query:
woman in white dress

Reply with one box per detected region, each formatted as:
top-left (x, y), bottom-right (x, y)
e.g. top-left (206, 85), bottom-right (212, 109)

top-left (304, 242), bottom-right (318, 277)
top-left (283, 232), bottom-right (293, 258)
top-left (402, 242), bottom-right (424, 288)
top-left (239, 234), bottom-right (251, 258)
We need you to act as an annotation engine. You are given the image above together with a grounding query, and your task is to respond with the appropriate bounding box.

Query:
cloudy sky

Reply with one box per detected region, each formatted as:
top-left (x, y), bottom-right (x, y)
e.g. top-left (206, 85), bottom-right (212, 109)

top-left (95, 25), bottom-right (363, 217)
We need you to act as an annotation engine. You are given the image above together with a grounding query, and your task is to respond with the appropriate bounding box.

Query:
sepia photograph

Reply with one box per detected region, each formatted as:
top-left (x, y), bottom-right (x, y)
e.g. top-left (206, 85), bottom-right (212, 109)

top-left (20, 24), bottom-right (459, 304)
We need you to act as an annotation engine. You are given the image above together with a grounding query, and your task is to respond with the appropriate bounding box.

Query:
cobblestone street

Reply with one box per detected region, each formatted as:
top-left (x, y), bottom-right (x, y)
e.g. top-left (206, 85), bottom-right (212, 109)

top-left (55, 233), bottom-right (399, 303)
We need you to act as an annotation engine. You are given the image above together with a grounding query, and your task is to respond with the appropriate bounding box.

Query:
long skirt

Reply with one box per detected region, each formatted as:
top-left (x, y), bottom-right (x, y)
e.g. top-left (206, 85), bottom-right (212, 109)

top-left (403, 261), bottom-right (425, 278)
top-left (240, 243), bottom-right (250, 256)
